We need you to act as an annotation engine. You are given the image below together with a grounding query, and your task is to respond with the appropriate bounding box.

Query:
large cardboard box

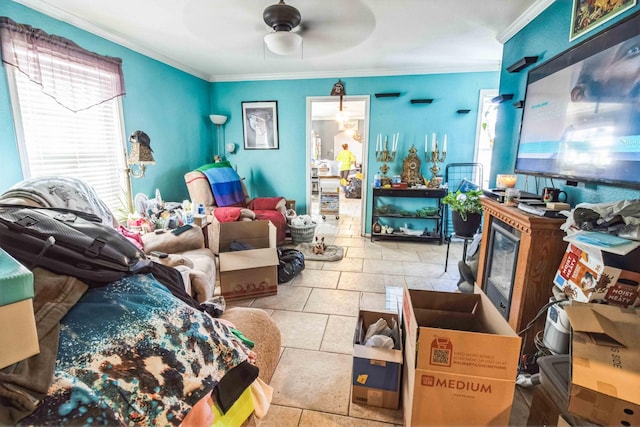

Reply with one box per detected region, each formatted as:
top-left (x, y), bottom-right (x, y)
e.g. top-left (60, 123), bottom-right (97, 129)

top-left (402, 285), bottom-right (521, 426)
top-left (352, 310), bottom-right (403, 409)
top-left (0, 248), bottom-right (34, 306)
top-left (564, 302), bottom-right (640, 426)
top-left (553, 243), bottom-right (640, 307)
top-left (209, 217), bottom-right (276, 255)
top-left (214, 219), bottom-right (279, 301)
top-left (0, 298), bottom-right (39, 369)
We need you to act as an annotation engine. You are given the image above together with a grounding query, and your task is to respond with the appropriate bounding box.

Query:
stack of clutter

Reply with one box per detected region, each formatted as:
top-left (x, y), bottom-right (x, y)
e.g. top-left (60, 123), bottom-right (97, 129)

top-left (0, 248), bottom-right (39, 368)
top-left (363, 316), bottom-right (400, 350)
top-left (352, 310), bottom-right (403, 410)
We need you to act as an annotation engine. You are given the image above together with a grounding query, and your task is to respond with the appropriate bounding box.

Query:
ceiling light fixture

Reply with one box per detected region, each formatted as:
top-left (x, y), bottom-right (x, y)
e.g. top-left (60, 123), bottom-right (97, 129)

top-left (263, 0), bottom-right (302, 56)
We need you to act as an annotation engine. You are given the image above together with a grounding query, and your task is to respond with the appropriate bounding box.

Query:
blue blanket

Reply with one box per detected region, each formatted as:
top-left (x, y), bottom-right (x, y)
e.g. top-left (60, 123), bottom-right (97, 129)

top-left (199, 163), bottom-right (245, 207)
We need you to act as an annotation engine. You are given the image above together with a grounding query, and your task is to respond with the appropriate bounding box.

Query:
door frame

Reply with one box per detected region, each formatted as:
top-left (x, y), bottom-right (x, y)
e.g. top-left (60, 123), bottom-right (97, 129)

top-left (306, 95), bottom-right (370, 234)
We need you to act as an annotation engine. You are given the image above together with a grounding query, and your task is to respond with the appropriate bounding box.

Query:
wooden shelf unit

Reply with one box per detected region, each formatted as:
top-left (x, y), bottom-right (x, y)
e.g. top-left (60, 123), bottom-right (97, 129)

top-left (477, 197), bottom-right (567, 355)
top-left (371, 187), bottom-right (447, 244)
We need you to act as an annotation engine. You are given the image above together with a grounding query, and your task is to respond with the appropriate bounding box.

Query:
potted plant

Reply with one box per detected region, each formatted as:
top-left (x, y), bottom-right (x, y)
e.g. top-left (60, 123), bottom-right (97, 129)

top-left (442, 189), bottom-right (483, 237)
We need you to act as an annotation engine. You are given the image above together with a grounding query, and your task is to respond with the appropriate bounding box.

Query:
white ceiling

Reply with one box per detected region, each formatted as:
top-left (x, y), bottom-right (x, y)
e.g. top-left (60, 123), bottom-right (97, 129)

top-left (12, 0), bottom-right (553, 82)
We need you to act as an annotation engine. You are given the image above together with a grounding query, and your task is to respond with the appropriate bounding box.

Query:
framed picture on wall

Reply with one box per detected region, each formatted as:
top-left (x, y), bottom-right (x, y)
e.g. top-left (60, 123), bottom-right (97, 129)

top-left (570, 0), bottom-right (636, 41)
top-left (242, 101), bottom-right (279, 150)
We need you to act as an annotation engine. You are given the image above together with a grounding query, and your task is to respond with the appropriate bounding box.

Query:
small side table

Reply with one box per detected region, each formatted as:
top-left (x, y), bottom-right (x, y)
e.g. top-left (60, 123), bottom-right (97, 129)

top-left (444, 234), bottom-right (475, 272)
top-left (193, 215), bottom-right (210, 248)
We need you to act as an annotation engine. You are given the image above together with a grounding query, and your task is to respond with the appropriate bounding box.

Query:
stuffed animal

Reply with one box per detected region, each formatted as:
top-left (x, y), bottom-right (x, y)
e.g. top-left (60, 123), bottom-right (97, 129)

top-left (312, 236), bottom-right (327, 255)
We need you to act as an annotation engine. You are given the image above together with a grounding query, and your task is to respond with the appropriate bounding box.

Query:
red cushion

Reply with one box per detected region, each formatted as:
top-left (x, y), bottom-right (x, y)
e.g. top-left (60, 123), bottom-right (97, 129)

top-left (253, 210), bottom-right (286, 244)
top-left (248, 197), bottom-right (284, 211)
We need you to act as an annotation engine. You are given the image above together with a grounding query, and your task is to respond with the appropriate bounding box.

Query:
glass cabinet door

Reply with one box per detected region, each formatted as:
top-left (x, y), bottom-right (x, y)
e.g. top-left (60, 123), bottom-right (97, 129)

top-left (484, 221), bottom-right (520, 319)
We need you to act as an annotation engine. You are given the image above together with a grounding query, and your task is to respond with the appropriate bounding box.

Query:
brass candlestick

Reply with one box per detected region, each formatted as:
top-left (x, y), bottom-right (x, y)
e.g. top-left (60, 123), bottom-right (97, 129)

top-left (376, 135), bottom-right (397, 185)
top-left (425, 144), bottom-right (446, 188)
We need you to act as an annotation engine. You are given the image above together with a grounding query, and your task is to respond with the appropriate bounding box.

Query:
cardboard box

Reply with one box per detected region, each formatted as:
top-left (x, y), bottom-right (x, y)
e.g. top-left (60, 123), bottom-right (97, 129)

top-left (402, 286), bottom-right (521, 426)
top-left (564, 303), bottom-right (640, 426)
top-left (209, 217), bottom-right (276, 255)
top-left (553, 243), bottom-right (640, 307)
top-left (213, 219), bottom-right (279, 301)
top-left (0, 298), bottom-right (39, 369)
top-left (352, 310), bottom-right (403, 409)
top-left (0, 248), bottom-right (34, 306)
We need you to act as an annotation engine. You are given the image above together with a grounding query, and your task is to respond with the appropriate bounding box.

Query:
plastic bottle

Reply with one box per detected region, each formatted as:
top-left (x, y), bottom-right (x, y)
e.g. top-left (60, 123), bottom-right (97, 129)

top-left (374, 173), bottom-right (381, 188)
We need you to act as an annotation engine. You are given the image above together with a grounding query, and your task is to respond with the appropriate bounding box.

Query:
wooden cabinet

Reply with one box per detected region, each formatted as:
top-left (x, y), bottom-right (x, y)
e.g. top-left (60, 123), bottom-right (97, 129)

top-left (371, 187), bottom-right (446, 243)
top-left (477, 197), bottom-right (567, 355)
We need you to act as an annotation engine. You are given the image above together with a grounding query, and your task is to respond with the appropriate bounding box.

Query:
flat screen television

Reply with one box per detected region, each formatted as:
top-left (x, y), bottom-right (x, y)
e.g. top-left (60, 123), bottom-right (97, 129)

top-left (514, 10), bottom-right (640, 190)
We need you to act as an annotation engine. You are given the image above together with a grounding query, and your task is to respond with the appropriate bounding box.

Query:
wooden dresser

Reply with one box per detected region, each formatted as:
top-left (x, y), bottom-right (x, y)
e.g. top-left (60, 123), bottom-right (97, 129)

top-left (477, 197), bottom-right (568, 355)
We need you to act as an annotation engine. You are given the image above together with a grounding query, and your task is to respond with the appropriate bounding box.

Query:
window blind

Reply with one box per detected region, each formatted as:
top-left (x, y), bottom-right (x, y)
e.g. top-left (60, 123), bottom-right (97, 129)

top-left (9, 66), bottom-right (128, 214)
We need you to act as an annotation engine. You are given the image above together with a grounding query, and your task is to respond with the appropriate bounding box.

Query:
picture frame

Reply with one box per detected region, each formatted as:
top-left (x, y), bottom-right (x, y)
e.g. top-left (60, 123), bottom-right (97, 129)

top-left (242, 101), bottom-right (279, 150)
top-left (570, 0), bottom-right (636, 41)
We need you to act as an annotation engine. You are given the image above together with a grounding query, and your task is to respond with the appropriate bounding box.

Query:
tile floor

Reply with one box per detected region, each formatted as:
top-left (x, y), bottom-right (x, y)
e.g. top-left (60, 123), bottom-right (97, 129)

top-left (227, 195), bottom-right (532, 426)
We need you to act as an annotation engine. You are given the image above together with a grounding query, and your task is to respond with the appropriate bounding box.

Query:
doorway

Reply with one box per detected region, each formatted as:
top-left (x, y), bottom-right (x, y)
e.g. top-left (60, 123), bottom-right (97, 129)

top-left (306, 96), bottom-right (370, 234)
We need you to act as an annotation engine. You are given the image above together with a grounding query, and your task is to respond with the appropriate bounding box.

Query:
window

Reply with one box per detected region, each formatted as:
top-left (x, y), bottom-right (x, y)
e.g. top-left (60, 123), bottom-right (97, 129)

top-left (7, 68), bottom-right (128, 212)
top-left (1, 17), bottom-right (128, 214)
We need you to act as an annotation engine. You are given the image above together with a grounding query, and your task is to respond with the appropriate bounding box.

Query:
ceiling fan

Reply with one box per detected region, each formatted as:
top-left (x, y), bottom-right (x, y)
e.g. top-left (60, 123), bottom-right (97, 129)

top-left (262, 0), bottom-right (303, 55)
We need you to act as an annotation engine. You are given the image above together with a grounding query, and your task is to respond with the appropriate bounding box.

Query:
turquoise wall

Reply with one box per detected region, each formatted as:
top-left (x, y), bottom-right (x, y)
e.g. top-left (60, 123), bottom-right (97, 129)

top-left (494, 0), bottom-right (640, 203)
top-left (0, 2), bottom-right (211, 203)
top-left (212, 72), bottom-right (498, 227)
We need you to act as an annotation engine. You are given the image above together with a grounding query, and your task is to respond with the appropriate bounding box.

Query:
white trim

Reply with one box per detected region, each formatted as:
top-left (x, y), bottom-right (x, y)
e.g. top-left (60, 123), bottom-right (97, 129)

top-left (12, 0), bottom-right (208, 80)
top-left (15, 0), bottom-right (551, 82)
top-left (5, 66), bottom-right (31, 179)
top-left (497, 0), bottom-right (555, 44)
top-left (209, 63), bottom-right (501, 83)
top-left (306, 95), bottom-right (370, 235)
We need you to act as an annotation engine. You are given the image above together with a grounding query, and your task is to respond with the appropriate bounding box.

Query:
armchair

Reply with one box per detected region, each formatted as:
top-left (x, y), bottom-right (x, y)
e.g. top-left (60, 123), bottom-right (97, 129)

top-left (184, 165), bottom-right (288, 244)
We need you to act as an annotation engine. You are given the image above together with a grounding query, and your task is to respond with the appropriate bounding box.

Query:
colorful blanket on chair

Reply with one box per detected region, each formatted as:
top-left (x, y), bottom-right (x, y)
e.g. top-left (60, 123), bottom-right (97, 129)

top-left (197, 162), bottom-right (245, 207)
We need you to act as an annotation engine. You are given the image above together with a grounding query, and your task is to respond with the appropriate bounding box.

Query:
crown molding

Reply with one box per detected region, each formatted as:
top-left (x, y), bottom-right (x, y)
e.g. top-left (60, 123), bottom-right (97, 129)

top-left (11, 0), bottom-right (209, 80)
top-left (207, 62), bottom-right (501, 83)
top-left (497, 0), bottom-right (554, 44)
top-left (12, 0), bottom-right (506, 83)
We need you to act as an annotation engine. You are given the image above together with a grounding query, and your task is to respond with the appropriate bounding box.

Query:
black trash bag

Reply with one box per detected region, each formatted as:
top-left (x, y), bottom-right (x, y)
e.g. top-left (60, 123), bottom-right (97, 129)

top-left (278, 248), bottom-right (305, 283)
top-left (345, 177), bottom-right (362, 199)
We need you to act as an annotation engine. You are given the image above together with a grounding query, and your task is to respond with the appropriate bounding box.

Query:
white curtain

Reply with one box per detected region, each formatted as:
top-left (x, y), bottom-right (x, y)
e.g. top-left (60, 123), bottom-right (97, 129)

top-left (0, 16), bottom-right (125, 112)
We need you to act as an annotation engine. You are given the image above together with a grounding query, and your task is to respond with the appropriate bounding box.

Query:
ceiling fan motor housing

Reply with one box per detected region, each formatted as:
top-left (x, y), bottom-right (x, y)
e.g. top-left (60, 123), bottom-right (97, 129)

top-left (263, 1), bottom-right (301, 32)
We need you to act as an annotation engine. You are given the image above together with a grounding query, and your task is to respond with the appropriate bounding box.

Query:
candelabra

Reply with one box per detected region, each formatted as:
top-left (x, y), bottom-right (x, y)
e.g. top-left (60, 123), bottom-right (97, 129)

top-left (425, 142), bottom-right (446, 188)
top-left (375, 134), bottom-right (398, 185)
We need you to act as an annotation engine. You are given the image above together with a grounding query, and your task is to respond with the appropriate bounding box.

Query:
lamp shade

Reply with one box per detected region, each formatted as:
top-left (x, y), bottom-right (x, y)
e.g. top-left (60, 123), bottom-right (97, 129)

top-left (128, 142), bottom-right (155, 164)
top-left (128, 130), bottom-right (155, 164)
top-left (264, 31), bottom-right (302, 55)
top-left (209, 114), bottom-right (228, 125)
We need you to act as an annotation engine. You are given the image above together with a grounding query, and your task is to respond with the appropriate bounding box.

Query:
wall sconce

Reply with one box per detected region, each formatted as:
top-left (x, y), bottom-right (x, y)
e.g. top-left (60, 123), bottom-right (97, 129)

top-left (127, 130), bottom-right (155, 178)
top-left (210, 114), bottom-right (228, 161)
top-left (226, 142), bottom-right (237, 155)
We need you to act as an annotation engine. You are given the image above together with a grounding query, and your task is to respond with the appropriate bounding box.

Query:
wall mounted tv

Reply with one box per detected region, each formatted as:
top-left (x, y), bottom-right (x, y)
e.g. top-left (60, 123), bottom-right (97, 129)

top-left (515, 10), bottom-right (640, 189)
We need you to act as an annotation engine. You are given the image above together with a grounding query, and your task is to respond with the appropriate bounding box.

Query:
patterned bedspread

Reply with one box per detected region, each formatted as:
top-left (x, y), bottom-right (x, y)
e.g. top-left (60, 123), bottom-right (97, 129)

top-left (21, 274), bottom-right (254, 426)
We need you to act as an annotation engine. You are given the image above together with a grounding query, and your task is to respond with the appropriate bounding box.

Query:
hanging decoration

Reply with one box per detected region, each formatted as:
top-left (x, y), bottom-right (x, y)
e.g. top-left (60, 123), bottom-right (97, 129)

top-left (330, 79), bottom-right (346, 111)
